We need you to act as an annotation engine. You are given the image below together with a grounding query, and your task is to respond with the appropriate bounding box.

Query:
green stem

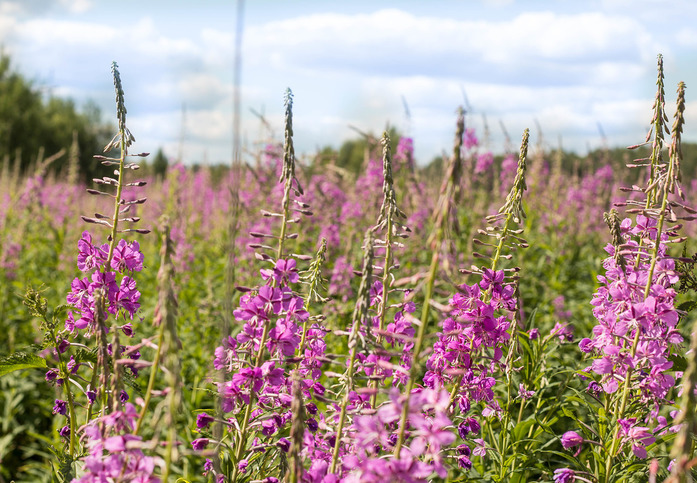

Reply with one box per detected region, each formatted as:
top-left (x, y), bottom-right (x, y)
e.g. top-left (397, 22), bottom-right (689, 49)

top-left (393, 247), bottom-right (439, 456)
top-left (133, 317), bottom-right (167, 436)
top-left (329, 342), bottom-right (359, 474)
top-left (369, 213), bottom-right (394, 408)
top-left (105, 131), bottom-right (127, 270)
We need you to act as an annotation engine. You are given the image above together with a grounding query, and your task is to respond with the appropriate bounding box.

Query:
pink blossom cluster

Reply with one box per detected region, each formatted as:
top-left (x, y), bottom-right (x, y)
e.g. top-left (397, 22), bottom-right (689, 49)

top-left (72, 403), bottom-right (161, 482)
top-left (580, 215), bottom-right (682, 408)
top-left (424, 268), bottom-right (515, 415)
top-left (66, 231), bottom-right (144, 335)
top-left (342, 388), bottom-right (455, 483)
top-left (207, 258), bottom-right (329, 466)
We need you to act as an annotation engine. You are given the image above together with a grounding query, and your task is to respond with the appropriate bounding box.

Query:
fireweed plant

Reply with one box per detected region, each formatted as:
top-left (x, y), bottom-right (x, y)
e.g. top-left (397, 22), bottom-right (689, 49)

top-left (6, 63), bottom-right (157, 481)
top-left (194, 88), bottom-right (330, 481)
top-left (555, 56), bottom-right (696, 482)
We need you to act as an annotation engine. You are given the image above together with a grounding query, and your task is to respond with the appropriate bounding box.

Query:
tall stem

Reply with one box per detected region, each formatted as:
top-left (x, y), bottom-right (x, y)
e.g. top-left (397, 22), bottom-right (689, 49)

top-left (393, 110), bottom-right (465, 456)
top-left (329, 232), bottom-right (374, 475)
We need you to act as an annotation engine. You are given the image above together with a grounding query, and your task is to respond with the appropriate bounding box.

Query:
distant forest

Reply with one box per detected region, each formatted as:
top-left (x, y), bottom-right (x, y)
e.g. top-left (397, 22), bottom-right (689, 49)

top-left (2, 53), bottom-right (696, 185)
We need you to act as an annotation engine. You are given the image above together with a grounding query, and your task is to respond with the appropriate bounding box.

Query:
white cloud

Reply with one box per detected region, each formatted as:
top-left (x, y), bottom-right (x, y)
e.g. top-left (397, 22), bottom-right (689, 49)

top-left (58, 0), bottom-right (93, 14)
top-left (242, 9), bottom-right (658, 88)
top-left (0, 3), bottom-right (692, 165)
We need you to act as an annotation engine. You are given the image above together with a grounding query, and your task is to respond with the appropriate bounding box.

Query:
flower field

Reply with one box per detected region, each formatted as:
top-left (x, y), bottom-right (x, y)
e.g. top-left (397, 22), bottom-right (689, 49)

top-left (2, 56), bottom-right (697, 482)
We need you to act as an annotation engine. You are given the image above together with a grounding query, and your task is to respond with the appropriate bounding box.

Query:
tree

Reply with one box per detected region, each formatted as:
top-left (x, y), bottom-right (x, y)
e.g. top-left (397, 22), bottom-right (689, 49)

top-left (151, 148), bottom-right (169, 179)
top-left (0, 54), bottom-right (112, 182)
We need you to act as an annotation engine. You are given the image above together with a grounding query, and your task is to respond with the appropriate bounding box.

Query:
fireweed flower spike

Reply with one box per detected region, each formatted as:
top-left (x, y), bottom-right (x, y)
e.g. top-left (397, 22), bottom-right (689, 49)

top-left (420, 129), bottom-right (529, 480)
top-left (211, 88), bottom-right (322, 482)
top-left (574, 57), bottom-right (692, 482)
top-left (67, 63), bottom-right (155, 482)
top-left (368, 132), bottom-right (411, 406)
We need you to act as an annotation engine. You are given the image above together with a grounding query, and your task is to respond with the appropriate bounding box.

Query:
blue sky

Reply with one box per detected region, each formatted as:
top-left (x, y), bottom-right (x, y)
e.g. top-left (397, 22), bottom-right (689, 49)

top-left (1, 0), bottom-right (696, 165)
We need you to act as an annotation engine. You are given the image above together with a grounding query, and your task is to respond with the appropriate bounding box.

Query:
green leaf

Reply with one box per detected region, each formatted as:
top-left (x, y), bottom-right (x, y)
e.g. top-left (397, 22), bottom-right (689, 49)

top-left (72, 347), bottom-right (98, 364)
top-left (677, 300), bottom-right (697, 313)
top-left (670, 354), bottom-right (688, 372)
top-left (0, 351), bottom-right (47, 377)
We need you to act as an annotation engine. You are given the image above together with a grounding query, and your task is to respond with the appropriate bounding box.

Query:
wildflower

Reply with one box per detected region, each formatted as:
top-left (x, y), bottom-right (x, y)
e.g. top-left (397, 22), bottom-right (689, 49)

top-left (57, 339), bottom-right (70, 354)
top-left (110, 239), bottom-right (144, 272)
top-left (53, 399), bottom-right (67, 416)
top-left (553, 468), bottom-right (575, 483)
top-left (518, 384), bottom-right (535, 400)
top-left (277, 437), bottom-right (290, 452)
top-left (560, 430), bottom-right (583, 450)
top-left (261, 258), bottom-right (299, 285)
top-left (551, 322), bottom-right (574, 342)
top-left (617, 418), bottom-right (656, 458)
top-left (77, 231), bottom-right (108, 271)
top-left (196, 412), bottom-right (215, 429)
top-left (192, 438), bottom-right (210, 451)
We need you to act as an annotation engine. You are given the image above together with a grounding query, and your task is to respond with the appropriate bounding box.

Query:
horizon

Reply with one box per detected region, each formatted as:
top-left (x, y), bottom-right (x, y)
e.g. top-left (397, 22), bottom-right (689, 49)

top-left (0, 0), bottom-right (695, 165)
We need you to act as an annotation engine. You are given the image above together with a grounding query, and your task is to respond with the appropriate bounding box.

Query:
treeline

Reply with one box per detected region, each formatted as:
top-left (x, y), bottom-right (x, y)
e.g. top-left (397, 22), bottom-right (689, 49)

top-left (0, 55), bottom-right (112, 183)
top-left (2, 51), bottom-right (697, 185)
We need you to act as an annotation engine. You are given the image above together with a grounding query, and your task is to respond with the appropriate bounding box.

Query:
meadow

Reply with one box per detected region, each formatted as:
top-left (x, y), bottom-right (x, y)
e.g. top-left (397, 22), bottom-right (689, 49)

top-left (1, 56), bottom-right (696, 482)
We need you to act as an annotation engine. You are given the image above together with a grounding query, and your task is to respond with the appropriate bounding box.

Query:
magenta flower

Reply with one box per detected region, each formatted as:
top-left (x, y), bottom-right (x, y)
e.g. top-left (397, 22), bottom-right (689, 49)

top-left (196, 413), bottom-right (215, 429)
top-left (560, 430), bottom-right (583, 450)
top-left (618, 418), bottom-right (656, 458)
top-left (110, 239), bottom-right (144, 272)
top-left (192, 438), bottom-right (210, 451)
top-left (53, 399), bottom-right (67, 416)
top-left (553, 468), bottom-right (576, 483)
top-left (261, 258), bottom-right (299, 286)
top-left (77, 231), bottom-right (108, 272)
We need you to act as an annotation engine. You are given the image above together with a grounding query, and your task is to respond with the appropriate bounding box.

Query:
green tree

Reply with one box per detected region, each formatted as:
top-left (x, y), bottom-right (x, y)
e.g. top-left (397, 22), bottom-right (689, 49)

top-left (0, 54), bottom-right (112, 182)
top-left (151, 148), bottom-right (169, 179)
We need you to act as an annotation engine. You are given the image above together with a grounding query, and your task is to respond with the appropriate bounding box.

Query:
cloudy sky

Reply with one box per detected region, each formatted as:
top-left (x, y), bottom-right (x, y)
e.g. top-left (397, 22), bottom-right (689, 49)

top-left (0, 0), bottom-right (695, 165)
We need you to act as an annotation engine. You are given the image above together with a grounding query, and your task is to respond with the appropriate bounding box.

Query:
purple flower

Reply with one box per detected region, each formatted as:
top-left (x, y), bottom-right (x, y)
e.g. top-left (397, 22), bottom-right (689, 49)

top-left (53, 399), bottom-right (68, 416)
top-left (66, 356), bottom-right (79, 374)
top-left (86, 386), bottom-right (97, 404)
top-left (553, 468), bottom-right (575, 483)
top-left (58, 425), bottom-right (70, 439)
top-left (197, 412), bottom-right (215, 429)
top-left (57, 339), bottom-right (70, 354)
top-left (519, 384), bottom-right (535, 400)
top-left (618, 418), bottom-right (656, 459)
top-left (261, 419), bottom-right (276, 436)
top-left (45, 368), bottom-right (62, 385)
top-left (277, 437), bottom-right (290, 452)
top-left (262, 258), bottom-right (300, 286)
top-left (77, 231), bottom-right (107, 271)
top-left (306, 418), bottom-right (318, 433)
top-left (116, 276), bottom-right (141, 318)
top-left (110, 239), bottom-right (144, 272)
top-left (561, 431), bottom-right (584, 454)
top-left (192, 438), bottom-right (210, 451)
top-left (475, 152), bottom-right (494, 175)
top-left (551, 322), bottom-right (574, 342)
top-left (458, 456), bottom-right (472, 469)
